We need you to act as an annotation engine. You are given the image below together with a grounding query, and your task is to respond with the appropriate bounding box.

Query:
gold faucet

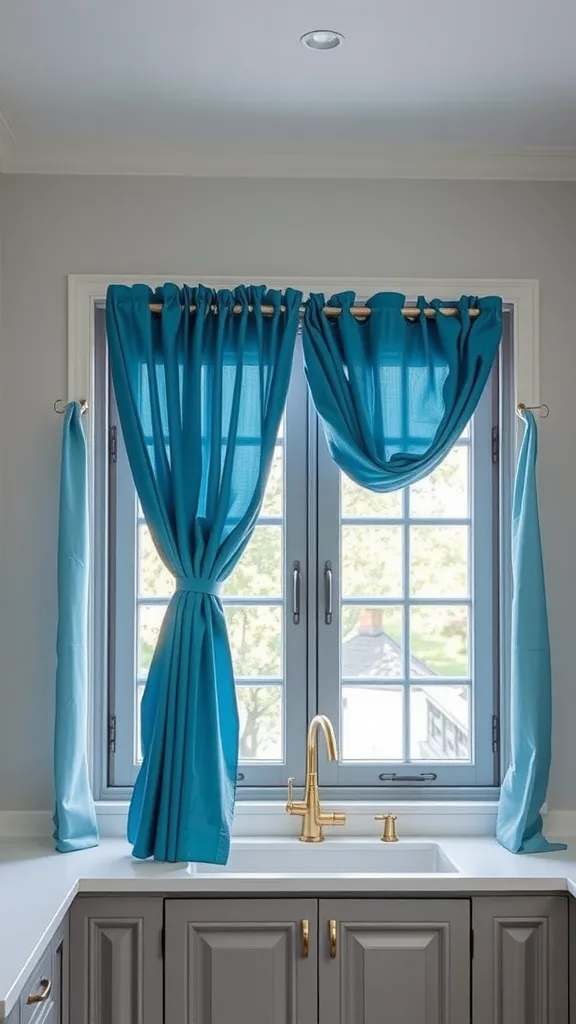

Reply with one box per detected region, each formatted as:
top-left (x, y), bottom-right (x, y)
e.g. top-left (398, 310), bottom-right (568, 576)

top-left (286, 714), bottom-right (347, 842)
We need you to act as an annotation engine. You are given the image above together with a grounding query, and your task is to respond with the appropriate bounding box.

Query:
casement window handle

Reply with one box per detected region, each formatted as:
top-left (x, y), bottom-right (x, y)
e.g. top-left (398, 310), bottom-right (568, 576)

top-left (292, 562), bottom-right (301, 625)
top-left (324, 561), bottom-right (333, 625)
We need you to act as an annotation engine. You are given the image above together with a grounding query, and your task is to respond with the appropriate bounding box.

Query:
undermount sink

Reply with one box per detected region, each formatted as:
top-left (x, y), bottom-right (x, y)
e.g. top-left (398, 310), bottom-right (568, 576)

top-left (188, 839), bottom-right (460, 875)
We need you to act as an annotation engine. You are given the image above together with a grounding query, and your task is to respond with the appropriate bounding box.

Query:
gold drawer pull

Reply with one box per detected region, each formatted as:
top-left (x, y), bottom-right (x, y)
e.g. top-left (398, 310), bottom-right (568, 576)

top-left (27, 977), bottom-right (52, 1005)
top-left (301, 919), bottom-right (309, 958)
top-left (329, 919), bottom-right (337, 958)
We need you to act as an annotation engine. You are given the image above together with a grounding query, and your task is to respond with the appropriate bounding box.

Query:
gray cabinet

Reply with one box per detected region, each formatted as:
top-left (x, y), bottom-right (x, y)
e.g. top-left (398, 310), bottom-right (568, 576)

top-left (165, 897), bottom-right (318, 1024)
top-left (69, 896), bottom-right (163, 1024)
top-left (472, 895), bottom-right (568, 1024)
top-left (319, 898), bottom-right (471, 1024)
top-left (59, 890), bottom-right (571, 1024)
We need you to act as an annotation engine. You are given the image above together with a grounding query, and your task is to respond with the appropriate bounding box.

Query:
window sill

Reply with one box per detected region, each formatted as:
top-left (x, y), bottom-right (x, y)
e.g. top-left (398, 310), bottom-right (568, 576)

top-left (95, 798), bottom-right (500, 839)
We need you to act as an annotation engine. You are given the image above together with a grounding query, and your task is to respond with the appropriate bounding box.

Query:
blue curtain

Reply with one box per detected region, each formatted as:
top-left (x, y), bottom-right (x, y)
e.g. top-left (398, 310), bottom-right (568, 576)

top-left (303, 292), bottom-right (502, 490)
top-left (53, 403), bottom-right (99, 853)
top-left (496, 411), bottom-right (566, 853)
top-left (106, 283), bottom-right (302, 863)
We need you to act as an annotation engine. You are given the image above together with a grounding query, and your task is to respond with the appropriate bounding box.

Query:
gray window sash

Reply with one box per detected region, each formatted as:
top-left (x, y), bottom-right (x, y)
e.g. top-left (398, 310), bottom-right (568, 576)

top-left (315, 361), bottom-right (500, 788)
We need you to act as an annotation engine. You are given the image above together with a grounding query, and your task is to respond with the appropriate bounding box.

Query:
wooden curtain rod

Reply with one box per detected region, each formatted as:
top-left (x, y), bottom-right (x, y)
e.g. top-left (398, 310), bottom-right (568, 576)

top-left (148, 303), bottom-right (481, 319)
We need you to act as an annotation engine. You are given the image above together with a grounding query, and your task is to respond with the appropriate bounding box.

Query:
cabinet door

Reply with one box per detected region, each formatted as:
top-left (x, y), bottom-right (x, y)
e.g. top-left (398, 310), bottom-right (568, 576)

top-left (52, 918), bottom-right (69, 1024)
top-left (69, 896), bottom-right (163, 1024)
top-left (165, 897), bottom-right (317, 1024)
top-left (319, 898), bottom-right (470, 1024)
top-left (472, 895), bottom-right (568, 1024)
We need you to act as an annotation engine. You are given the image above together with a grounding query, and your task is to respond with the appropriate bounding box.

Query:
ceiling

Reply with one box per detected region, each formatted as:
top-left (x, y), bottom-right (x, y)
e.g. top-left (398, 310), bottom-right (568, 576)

top-left (1, 0), bottom-right (576, 177)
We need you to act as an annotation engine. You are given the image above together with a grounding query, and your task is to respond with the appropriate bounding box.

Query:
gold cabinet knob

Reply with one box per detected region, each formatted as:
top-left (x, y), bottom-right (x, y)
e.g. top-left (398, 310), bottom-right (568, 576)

top-left (374, 813), bottom-right (399, 842)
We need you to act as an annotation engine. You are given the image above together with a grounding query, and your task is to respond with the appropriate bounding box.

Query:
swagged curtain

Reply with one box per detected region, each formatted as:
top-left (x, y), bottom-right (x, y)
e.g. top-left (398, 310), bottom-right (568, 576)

top-left (496, 410), bottom-right (566, 854)
top-left (106, 283), bottom-right (302, 863)
top-left (302, 292), bottom-right (503, 490)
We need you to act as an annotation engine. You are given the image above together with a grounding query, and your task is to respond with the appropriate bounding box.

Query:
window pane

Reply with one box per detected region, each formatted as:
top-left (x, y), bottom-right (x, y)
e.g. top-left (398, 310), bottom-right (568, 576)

top-left (410, 685), bottom-right (470, 760)
top-left (222, 526), bottom-right (282, 598)
top-left (138, 603), bottom-right (168, 676)
top-left (409, 447), bottom-right (469, 519)
top-left (341, 476), bottom-right (402, 519)
top-left (410, 525), bottom-right (469, 598)
top-left (138, 525), bottom-right (175, 598)
top-left (224, 605), bottom-right (282, 678)
top-left (341, 606), bottom-right (403, 679)
top-left (342, 526), bottom-right (403, 598)
top-left (261, 447), bottom-right (283, 517)
top-left (410, 605), bottom-right (469, 677)
top-left (237, 685), bottom-right (283, 762)
top-left (341, 686), bottom-right (404, 760)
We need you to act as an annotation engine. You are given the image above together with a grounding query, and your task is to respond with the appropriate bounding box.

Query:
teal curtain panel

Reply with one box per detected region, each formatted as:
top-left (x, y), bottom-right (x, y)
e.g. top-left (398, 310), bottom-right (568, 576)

top-left (497, 410), bottom-right (566, 853)
top-left (302, 292), bottom-right (502, 490)
top-left (53, 402), bottom-right (99, 853)
top-left (106, 284), bottom-right (301, 863)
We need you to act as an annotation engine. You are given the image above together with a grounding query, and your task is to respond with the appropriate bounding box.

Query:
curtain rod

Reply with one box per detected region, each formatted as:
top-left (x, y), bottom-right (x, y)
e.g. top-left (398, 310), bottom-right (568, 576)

top-left (148, 303), bottom-right (480, 319)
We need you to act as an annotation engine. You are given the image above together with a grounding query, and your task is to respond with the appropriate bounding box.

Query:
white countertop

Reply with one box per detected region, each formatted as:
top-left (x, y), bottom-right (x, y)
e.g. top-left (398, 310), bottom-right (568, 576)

top-left (2, 835), bottom-right (576, 1018)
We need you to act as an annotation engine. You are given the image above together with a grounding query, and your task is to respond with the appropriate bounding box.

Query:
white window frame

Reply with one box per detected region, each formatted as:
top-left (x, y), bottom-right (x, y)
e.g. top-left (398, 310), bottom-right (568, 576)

top-left (68, 274), bottom-right (539, 809)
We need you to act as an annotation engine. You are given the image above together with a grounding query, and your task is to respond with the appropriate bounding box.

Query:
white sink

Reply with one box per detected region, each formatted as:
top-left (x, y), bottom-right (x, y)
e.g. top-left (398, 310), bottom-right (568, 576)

top-left (188, 839), bottom-right (460, 875)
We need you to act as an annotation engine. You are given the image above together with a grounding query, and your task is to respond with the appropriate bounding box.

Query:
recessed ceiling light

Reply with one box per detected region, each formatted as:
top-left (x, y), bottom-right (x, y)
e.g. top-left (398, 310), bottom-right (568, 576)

top-left (300, 30), bottom-right (344, 51)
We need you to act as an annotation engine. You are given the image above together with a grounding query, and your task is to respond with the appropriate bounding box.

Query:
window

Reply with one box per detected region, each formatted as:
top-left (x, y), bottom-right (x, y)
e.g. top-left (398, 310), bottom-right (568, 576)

top-left (98, 305), bottom-right (507, 796)
top-left (316, 369), bottom-right (498, 788)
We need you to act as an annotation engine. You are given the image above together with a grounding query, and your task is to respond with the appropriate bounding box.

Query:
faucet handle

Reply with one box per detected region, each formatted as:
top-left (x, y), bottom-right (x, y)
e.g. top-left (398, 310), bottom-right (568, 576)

top-left (286, 778), bottom-right (307, 818)
top-left (375, 814), bottom-right (399, 842)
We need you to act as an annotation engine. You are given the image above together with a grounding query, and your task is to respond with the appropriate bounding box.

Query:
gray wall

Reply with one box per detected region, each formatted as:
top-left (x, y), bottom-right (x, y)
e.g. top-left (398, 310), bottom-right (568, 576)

top-left (0, 176), bottom-right (574, 812)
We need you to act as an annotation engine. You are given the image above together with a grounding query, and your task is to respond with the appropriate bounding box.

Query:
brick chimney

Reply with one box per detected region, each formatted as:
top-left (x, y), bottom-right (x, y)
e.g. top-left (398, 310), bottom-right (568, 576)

top-left (358, 608), bottom-right (384, 636)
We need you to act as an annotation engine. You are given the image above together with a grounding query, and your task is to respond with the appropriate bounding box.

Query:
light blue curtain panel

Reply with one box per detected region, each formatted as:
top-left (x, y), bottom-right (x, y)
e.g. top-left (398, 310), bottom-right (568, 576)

top-left (106, 283), bottom-right (302, 863)
top-left (303, 292), bottom-right (502, 490)
top-left (496, 411), bottom-right (566, 853)
top-left (53, 402), bottom-right (99, 853)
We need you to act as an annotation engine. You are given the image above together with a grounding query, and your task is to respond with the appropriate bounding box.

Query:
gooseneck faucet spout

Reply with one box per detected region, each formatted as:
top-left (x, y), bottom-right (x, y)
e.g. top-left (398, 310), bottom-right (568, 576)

top-left (306, 714), bottom-right (338, 774)
top-left (286, 714), bottom-right (347, 842)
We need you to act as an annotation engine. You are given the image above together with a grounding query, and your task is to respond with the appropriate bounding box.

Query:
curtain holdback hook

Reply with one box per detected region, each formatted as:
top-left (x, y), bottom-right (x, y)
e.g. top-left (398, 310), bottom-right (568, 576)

top-left (54, 398), bottom-right (89, 415)
top-left (517, 402), bottom-right (549, 418)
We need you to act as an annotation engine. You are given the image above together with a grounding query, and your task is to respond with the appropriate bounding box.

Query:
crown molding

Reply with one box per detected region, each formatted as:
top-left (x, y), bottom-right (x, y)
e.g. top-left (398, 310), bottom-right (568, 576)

top-left (3, 137), bottom-right (576, 179)
top-left (0, 108), bottom-right (16, 171)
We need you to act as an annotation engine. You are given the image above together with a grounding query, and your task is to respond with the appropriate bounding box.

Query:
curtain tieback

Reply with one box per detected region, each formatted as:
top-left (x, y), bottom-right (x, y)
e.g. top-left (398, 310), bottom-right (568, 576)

top-left (175, 576), bottom-right (222, 597)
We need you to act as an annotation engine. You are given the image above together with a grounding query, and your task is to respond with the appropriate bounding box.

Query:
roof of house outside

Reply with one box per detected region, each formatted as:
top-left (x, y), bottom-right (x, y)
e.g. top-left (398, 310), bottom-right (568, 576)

top-left (342, 608), bottom-right (468, 733)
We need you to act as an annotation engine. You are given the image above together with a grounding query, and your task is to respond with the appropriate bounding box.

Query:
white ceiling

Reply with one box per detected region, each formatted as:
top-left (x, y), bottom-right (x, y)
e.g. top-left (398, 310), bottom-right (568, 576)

top-left (1, 0), bottom-right (576, 176)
